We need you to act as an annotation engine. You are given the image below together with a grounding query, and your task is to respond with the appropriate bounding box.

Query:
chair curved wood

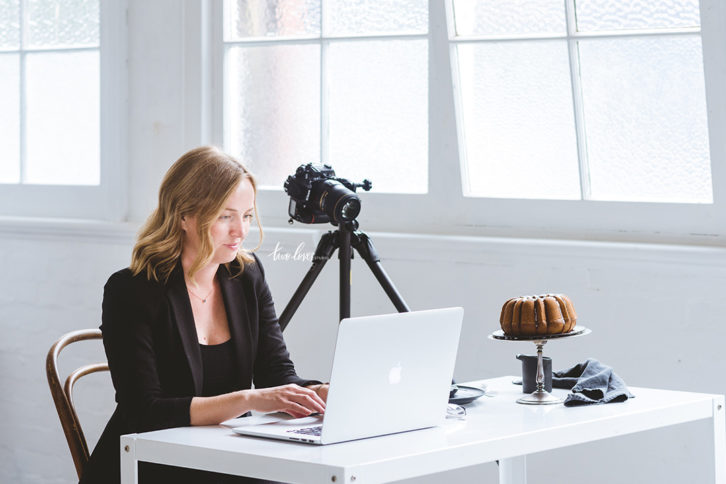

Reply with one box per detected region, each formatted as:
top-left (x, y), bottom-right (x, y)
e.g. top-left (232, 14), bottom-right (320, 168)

top-left (46, 329), bottom-right (109, 479)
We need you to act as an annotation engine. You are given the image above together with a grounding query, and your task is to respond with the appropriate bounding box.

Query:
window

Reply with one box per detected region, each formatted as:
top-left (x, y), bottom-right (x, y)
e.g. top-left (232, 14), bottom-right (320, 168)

top-left (1, 0), bottom-right (99, 185)
top-left (210, 0), bottom-right (726, 243)
top-left (220, 0), bottom-right (428, 195)
top-left (0, 0), bottom-right (126, 220)
top-left (449, 0), bottom-right (712, 204)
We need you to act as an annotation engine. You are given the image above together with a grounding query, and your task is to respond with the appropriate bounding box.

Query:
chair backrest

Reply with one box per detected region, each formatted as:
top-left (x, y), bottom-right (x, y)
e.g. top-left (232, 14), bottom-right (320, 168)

top-left (46, 329), bottom-right (109, 479)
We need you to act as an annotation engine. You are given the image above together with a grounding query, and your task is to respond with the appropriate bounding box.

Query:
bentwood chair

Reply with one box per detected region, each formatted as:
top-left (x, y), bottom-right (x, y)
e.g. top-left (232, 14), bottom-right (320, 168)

top-left (46, 329), bottom-right (109, 479)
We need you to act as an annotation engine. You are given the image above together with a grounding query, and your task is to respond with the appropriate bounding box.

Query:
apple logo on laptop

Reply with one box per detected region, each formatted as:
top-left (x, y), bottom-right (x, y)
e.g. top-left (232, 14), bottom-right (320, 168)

top-left (388, 362), bottom-right (403, 385)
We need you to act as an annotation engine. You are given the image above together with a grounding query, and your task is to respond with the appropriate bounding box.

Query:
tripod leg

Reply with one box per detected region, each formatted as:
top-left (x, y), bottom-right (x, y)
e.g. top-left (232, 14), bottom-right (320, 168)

top-left (352, 232), bottom-right (410, 313)
top-left (278, 232), bottom-right (338, 331)
top-left (353, 233), bottom-right (454, 387)
top-left (339, 229), bottom-right (352, 321)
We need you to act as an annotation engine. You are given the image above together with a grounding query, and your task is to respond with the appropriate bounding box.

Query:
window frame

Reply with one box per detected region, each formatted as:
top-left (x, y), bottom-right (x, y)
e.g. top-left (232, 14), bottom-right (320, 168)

top-left (212, 1), bottom-right (429, 194)
top-left (0, 0), bottom-right (128, 221)
top-left (211, 0), bottom-right (726, 245)
top-left (444, 0), bottom-right (726, 244)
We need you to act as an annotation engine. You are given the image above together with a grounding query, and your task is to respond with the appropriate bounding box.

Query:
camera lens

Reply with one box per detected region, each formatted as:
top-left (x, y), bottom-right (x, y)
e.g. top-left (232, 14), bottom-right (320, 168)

top-left (339, 198), bottom-right (360, 221)
top-left (314, 179), bottom-right (361, 223)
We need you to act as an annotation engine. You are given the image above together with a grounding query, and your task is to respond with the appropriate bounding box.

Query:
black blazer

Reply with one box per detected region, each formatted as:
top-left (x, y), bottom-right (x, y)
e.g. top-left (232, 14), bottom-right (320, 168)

top-left (81, 254), bottom-right (314, 484)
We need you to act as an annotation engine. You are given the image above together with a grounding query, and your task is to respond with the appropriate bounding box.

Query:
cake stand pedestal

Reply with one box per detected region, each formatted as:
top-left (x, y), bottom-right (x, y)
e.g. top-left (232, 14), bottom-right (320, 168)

top-left (489, 327), bottom-right (591, 405)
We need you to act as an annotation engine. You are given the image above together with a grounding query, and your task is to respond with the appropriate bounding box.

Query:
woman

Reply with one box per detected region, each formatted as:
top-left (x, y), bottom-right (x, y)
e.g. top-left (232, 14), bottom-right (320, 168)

top-left (81, 147), bottom-right (328, 484)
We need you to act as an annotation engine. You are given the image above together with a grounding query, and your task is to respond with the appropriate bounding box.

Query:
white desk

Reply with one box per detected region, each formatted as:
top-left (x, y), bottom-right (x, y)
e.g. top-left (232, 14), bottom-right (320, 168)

top-left (120, 376), bottom-right (726, 484)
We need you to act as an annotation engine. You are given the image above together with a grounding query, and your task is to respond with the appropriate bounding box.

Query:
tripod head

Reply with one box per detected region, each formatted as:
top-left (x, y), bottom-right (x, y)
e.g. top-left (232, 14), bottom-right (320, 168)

top-left (278, 223), bottom-right (410, 330)
top-left (338, 220), bottom-right (359, 232)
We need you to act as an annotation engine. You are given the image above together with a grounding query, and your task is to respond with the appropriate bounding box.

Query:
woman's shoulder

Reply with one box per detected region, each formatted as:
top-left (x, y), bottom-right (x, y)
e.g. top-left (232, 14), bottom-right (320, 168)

top-left (220, 253), bottom-right (267, 290)
top-left (245, 252), bottom-right (266, 278)
top-left (224, 253), bottom-right (263, 278)
top-left (102, 267), bottom-right (169, 322)
top-left (104, 267), bottom-right (165, 297)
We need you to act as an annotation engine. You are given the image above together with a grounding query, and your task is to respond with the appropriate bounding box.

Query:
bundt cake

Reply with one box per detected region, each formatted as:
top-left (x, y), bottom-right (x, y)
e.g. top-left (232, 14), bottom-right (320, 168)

top-left (500, 294), bottom-right (577, 336)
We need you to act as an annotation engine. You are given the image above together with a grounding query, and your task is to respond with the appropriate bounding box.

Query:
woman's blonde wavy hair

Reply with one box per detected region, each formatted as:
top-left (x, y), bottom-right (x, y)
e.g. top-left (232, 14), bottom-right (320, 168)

top-left (130, 146), bottom-right (263, 283)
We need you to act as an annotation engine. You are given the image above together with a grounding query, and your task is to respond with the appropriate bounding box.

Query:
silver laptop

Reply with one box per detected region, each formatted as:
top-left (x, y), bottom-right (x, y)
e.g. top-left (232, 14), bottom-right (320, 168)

top-left (232, 307), bottom-right (463, 445)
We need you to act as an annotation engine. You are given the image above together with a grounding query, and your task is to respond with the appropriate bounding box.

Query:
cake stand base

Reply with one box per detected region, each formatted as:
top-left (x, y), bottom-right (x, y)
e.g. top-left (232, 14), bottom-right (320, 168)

top-left (490, 327), bottom-right (591, 406)
top-left (517, 389), bottom-right (564, 405)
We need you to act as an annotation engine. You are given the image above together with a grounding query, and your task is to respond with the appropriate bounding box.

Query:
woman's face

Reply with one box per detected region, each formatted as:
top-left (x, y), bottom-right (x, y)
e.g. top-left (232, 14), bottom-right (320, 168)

top-left (181, 178), bottom-right (255, 267)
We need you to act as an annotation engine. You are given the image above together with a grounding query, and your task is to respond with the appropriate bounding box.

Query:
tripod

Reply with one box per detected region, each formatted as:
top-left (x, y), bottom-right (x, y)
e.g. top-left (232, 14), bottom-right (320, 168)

top-left (278, 220), bottom-right (410, 331)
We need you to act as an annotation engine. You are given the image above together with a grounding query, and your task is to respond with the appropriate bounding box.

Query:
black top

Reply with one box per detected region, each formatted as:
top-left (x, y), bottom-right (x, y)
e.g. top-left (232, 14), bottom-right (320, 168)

top-left (200, 339), bottom-right (237, 397)
top-left (80, 254), bottom-right (319, 484)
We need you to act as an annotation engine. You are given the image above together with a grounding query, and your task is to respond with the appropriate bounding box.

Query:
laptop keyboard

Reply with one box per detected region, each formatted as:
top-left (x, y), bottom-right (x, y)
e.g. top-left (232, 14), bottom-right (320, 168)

top-left (287, 425), bottom-right (322, 436)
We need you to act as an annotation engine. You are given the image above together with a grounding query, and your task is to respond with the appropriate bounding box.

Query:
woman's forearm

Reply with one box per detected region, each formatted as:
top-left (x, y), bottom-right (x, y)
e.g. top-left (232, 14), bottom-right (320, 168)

top-left (189, 390), bottom-right (252, 426)
top-left (189, 384), bottom-right (327, 426)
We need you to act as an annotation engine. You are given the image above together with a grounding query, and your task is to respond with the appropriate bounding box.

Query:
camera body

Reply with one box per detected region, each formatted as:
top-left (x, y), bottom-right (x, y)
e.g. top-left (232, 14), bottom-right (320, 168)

top-left (284, 163), bottom-right (371, 225)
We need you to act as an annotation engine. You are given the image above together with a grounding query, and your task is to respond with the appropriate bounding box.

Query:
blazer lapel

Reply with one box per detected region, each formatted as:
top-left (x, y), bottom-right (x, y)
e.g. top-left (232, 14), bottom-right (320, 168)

top-left (166, 262), bottom-right (204, 395)
top-left (217, 263), bottom-right (254, 389)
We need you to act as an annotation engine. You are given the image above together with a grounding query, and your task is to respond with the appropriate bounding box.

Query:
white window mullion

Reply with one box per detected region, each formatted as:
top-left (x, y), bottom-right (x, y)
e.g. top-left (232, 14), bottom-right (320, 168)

top-left (18, 0), bottom-right (26, 184)
top-left (209, 0), bottom-right (224, 147)
top-left (442, 0), bottom-right (468, 198)
top-left (565, 0), bottom-right (591, 200)
top-left (320, 38), bottom-right (329, 166)
top-left (698, 0), bottom-right (726, 217)
top-left (320, 0), bottom-right (328, 166)
top-left (99, 0), bottom-right (128, 220)
top-left (18, 51), bottom-right (26, 184)
top-left (181, 0), bottom-right (214, 148)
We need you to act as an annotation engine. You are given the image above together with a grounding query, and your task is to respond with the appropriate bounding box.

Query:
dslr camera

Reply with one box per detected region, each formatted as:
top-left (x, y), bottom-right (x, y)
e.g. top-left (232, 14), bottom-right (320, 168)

top-left (284, 163), bottom-right (372, 225)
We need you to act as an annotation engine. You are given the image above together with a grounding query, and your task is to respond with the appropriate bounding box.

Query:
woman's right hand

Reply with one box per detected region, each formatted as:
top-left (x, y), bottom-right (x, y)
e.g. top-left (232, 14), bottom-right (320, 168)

top-left (245, 384), bottom-right (326, 418)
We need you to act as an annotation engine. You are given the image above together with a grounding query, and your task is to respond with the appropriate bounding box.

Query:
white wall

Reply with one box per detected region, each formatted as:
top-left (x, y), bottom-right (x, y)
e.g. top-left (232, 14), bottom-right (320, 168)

top-left (0, 228), bottom-right (132, 484)
top-left (1, 0), bottom-right (723, 482)
top-left (1, 226), bottom-right (723, 483)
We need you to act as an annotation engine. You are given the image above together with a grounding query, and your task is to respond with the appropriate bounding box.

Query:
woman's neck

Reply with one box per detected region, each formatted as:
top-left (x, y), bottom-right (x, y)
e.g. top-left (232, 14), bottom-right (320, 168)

top-left (181, 252), bottom-right (219, 289)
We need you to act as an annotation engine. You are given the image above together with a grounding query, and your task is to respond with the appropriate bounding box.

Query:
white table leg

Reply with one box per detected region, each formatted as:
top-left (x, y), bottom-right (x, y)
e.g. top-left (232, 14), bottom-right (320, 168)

top-left (713, 396), bottom-right (726, 484)
top-left (499, 456), bottom-right (527, 484)
top-left (120, 435), bottom-right (138, 484)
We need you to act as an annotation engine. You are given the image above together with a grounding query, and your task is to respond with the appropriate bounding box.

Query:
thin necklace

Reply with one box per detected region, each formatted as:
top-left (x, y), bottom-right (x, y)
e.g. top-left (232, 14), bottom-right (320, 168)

top-left (187, 284), bottom-right (214, 303)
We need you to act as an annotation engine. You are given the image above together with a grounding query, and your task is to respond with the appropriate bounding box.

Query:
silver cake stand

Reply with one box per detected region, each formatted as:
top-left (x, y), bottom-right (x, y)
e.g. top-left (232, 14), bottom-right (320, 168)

top-left (489, 326), bottom-right (591, 405)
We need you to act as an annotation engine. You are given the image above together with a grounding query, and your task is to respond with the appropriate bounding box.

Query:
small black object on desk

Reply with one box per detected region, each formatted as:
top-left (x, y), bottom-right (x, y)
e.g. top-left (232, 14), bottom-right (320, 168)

top-left (449, 384), bottom-right (487, 405)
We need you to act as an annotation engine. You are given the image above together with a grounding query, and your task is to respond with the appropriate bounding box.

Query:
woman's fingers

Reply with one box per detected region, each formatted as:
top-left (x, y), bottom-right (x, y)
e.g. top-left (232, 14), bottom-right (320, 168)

top-left (252, 384), bottom-right (326, 416)
top-left (284, 401), bottom-right (316, 418)
top-left (284, 386), bottom-right (325, 415)
top-left (296, 392), bottom-right (325, 414)
top-left (315, 384), bottom-right (329, 402)
top-left (298, 387), bottom-right (326, 411)
top-left (305, 383), bottom-right (330, 403)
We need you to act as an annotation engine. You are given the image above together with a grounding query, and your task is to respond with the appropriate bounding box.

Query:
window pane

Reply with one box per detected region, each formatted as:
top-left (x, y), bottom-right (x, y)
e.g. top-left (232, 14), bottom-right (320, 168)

top-left (25, 50), bottom-right (99, 185)
top-left (452, 0), bottom-right (565, 37)
top-left (225, 44), bottom-right (320, 188)
top-left (327, 39), bottom-right (427, 194)
top-left (325, 0), bottom-right (427, 36)
top-left (223, 0), bottom-right (320, 40)
top-left (0, 0), bottom-right (20, 49)
top-left (0, 53), bottom-right (19, 183)
top-left (580, 36), bottom-right (711, 203)
top-left (575, 0), bottom-right (700, 32)
top-left (457, 41), bottom-right (580, 199)
top-left (26, 0), bottom-right (99, 48)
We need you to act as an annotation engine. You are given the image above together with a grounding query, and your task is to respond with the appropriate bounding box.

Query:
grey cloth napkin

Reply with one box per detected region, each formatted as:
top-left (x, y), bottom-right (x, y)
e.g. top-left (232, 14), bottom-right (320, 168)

top-left (552, 358), bottom-right (634, 406)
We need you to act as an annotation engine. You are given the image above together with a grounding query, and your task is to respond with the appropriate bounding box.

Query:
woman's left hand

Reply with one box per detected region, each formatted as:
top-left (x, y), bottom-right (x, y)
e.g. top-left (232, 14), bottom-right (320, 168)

top-left (306, 383), bottom-right (329, 402)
